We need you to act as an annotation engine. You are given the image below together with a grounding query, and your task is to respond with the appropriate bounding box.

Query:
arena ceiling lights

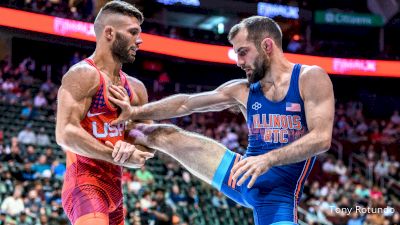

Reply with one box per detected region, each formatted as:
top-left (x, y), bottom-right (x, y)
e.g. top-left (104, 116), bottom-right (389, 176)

top-left (1, 7), bottom-right (400, 78)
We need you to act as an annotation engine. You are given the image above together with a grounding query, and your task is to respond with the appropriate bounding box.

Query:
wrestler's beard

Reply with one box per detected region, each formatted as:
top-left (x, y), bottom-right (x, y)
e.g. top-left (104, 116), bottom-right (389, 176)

top-left (248, 54), bottom-right (269, 84)
top-left (111, 32), bottom-right (135, 64)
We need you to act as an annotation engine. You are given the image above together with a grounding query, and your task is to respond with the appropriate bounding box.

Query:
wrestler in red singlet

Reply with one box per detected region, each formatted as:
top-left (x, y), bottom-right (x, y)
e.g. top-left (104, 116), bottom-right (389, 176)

top-left (61, 59), bottom-right (134, 225)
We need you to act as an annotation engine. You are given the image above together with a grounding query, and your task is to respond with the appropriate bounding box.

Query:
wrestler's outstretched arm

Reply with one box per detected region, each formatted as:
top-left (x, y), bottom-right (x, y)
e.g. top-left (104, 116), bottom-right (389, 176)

top-left (56, 63), bottom-right (153, 168)
top-left (109, 79), bottom-right (249, 125)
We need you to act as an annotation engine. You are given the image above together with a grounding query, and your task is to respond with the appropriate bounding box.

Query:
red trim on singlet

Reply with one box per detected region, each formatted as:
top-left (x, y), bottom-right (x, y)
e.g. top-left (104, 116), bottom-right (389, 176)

top-left (84, 58), bottom-right (118, 112)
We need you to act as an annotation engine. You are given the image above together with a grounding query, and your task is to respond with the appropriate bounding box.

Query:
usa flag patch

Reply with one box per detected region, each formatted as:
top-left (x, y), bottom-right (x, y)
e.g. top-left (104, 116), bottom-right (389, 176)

top-left (286, 102), bottom-right (301, 112)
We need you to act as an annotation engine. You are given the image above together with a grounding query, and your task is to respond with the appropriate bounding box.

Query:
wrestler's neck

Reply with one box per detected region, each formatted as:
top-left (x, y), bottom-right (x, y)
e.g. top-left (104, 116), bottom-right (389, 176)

top-left (91, 47), bottom-right (122, 78)
top-left (259, 52), bottom-right (293, 87)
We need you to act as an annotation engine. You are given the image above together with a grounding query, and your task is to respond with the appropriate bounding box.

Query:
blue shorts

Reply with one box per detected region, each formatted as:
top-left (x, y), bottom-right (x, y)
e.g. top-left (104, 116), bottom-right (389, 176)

top-left (212, 150), bottom-right (307, 225)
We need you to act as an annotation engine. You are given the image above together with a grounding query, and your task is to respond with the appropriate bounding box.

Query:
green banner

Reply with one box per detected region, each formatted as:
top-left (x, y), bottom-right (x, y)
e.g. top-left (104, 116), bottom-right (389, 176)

top-left (315, 10), bottom-right (384, 27)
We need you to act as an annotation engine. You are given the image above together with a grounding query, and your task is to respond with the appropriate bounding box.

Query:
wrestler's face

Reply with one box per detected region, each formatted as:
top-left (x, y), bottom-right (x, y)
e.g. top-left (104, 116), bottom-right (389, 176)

top-left (111, 16), bottom-right (142, 63)
top-left (231, 29), bottom-right (270, 83)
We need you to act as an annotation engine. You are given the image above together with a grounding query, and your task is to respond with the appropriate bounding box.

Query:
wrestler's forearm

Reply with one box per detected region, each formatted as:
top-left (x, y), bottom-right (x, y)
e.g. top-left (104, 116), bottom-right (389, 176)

top-left (134, 94), bottom-right (191, 120)
top-left (266, 131), bottom-right (331, 167)
top-left (57, 124), bottom-right (138, 167)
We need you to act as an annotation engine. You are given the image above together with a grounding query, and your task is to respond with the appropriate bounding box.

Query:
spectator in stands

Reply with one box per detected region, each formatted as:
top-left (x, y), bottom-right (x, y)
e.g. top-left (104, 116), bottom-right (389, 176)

top-left (347, 211), bottom-right (364, 225)
top-left (128, 174), bottom-right (143, 195)
top-left (320, 195), bottom-right (337, 217)
top-left (19, 57), bottom-right (35, 73)
top-left (21, 162), bottom-right (37, 181)
top-left (20, 89), bottom-right (32, 103)
top-left (24, 189), bottom-right (42, 216)
top-left (35, 127), bottom-right (49, 147)
top-left (20, 101), bottom-right (37, 120)
top-left (211, 191), bottom-right (228, 209)
top-left (221, 127), bottom-right (239, 150)
top-left (44, 147), bottom-right (55, 164)
top-left (2, 145), bottom-right (23, 164)
top-left (370, 185), bottom-right (383, 201)
top-left (32, 155), bottom-right (51, 178)
top-left (391, 212), bottom-right (400, 224)
top-left (168, 184), bottom-right (188, 209)
top-left (135, 165), bottom-right (155, 187)
top-left (1, 78), bottom-right (15, 92)
top-left (187, 186), bottom-right (199, 208)
top-left (17, 123), bottom-right (36, 145)
top-left (51, 160), bottom-right (65, 180)
top-left (305, 204), bottom-right (330, 225)
top-left (35, 128), bottom-right (49, 147)
top-left (388, 154), bottom-right (399, 169)
top-left (354, 184), bottom-right (370, 199)
top-left (38, 213), bottom-right (49, 225)
top-left (334, 160), bottom-right (347, 176)
top-left (390, 110), bottom-right (400, 125)
top-left (130, 201), bottom-right (150, 225)
top-left (322, 157), bottom-right (336, 174)
top-left (18, 211), bottom-right (31, 225)
top-left (20, 70), bottom-right (34, 89)
top-left (374, 159), bottom-right (390, 181)
top-left (24, 145), bottom-right (38, 163)
top-left (149, 187), bottom-right (173, 225)
top-left (33, 91), bottom-right (48, 108)
top-left (40, 79), bottom-right (55, 94)
top-left (140, 190), bottom-right (153, 212)
top-left (0, 184), bottom-right (25, 216)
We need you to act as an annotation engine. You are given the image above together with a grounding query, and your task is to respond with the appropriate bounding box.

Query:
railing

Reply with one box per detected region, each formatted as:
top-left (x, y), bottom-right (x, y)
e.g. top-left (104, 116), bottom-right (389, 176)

top-left (330, 139), bottom-right (343, 161)
top-left (349, 153), bottom-right (374, 187)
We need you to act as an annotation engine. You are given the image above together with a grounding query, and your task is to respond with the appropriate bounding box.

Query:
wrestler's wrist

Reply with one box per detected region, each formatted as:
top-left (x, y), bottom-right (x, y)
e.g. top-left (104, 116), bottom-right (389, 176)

top-left (131, 106), bottom-right (144, 118)
top-left (263, 152), bottom-right (275, 168)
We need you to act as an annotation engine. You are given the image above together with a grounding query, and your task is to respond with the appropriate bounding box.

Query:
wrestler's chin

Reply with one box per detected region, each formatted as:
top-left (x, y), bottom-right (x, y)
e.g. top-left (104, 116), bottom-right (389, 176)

top-left (127, 56), bottom-right (136, 63)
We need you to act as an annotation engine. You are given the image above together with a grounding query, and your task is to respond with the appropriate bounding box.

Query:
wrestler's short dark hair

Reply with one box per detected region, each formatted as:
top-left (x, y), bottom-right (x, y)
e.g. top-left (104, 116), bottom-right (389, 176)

top-left (97, 0), bottom-right (143, 24)
top-left (228, 16), bottom-right (282, 49)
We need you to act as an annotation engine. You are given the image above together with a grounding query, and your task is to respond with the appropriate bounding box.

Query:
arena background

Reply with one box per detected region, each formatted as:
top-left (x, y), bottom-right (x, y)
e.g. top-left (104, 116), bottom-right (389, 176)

top-left (0, 0), bottom-right (399, 224)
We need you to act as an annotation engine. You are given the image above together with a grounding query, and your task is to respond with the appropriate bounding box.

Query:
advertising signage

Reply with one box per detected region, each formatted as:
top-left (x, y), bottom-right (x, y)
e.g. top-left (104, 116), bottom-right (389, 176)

top-left (315, 10), bottom-right (384, 27)
top-left (0, 7), bottom-right (399, 78)
top-left (257, 2), bottom-right (299, 19)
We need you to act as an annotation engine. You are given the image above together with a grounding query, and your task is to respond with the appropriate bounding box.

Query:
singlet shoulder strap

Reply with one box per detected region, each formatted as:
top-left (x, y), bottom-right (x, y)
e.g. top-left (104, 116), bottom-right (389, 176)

top-left (84, 58), bottom-right (105, 85)
top-left (287, 64), bottom-right (302, 101)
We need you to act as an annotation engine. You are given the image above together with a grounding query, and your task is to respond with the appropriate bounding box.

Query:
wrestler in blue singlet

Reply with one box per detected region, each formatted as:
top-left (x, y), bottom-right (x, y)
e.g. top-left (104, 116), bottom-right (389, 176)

top-left (212, 64), bottom-right (316, 225)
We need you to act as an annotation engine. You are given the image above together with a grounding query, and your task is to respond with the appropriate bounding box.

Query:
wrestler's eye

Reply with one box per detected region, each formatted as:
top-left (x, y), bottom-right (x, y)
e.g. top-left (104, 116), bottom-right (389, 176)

top-left (128, 28), bottom-right (140, 36)
top-left (238, 50), bottom-right (247, 57)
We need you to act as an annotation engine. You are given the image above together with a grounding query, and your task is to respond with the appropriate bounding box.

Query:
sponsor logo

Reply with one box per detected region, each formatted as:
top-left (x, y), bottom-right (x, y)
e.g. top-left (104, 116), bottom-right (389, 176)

top-left (92, 122), bottom-right (124, 138)
top-left (87, 111), bottom-right (106, 118)
top-left (333, 58), bottom-right (377, 73)
top-left (252, 102), bottom-right (262, 110)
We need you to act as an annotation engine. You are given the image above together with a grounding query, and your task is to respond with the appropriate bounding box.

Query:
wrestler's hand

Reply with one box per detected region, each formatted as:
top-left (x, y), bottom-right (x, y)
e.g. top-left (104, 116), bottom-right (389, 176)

top-left (231, 154), bottom-right (272, 189)
top-left (105, 140), bottom-right (153, 166)
top-left (108, 85), bottom-right (138, 125)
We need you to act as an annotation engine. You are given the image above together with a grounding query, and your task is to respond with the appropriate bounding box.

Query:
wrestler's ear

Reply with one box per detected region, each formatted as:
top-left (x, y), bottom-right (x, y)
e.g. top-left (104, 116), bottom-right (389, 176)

top-left (261, 38), bottom-right (273, 54)
top-left (104, 25), bottom-right (115, 41)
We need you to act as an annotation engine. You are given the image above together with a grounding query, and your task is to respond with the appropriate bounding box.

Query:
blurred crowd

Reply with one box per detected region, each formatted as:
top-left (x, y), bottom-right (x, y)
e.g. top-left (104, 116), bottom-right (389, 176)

top-left (0, 0), bottom-right (94, 21)
top-left (0, 51), bottom-right (400, 225)
top-left (1, 0), bottom-right (399, 59)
